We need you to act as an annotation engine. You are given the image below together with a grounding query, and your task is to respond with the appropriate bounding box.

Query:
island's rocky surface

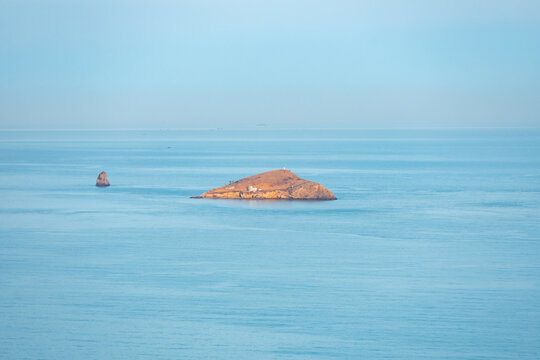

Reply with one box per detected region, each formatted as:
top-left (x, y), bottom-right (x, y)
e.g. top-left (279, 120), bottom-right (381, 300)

top-left (96, 171), bottom-right (110, 187)
top-left (194, 169), bottom-right (336, 200)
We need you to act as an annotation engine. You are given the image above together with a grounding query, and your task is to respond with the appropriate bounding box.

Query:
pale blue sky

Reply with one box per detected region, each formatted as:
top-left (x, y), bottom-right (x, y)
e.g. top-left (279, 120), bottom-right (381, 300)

top-left (1, 0), bottom-right (539, 129)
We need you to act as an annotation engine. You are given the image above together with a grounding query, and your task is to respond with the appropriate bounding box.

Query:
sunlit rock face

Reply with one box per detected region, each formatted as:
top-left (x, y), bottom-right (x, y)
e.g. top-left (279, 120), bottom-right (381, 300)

top-left (96, 171), bottom-right (110, 187)
top-left (194, 169), bottom-right (336, 200)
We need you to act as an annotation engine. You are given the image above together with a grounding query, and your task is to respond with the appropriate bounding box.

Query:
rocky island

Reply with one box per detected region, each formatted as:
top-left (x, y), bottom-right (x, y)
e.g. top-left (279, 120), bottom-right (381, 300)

top-left (96, 171), bottom-right (110, 187)
top-left (193, 169), bottom-right (336, 200)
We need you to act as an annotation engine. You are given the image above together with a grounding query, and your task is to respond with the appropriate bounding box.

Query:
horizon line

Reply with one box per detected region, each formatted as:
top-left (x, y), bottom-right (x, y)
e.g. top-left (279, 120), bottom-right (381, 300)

top-left (1, 126), bottom-right (540, 132)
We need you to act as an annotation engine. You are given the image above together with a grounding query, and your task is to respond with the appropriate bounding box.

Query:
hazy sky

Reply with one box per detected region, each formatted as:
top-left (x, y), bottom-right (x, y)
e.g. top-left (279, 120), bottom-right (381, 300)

top-left (1, 0), bottom-right (539, 129)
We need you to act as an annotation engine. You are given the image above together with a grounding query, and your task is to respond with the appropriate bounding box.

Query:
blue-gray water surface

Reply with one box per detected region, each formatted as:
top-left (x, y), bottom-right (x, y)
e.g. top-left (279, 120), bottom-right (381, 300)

top-left (1, 129), bottom-right (539, 359)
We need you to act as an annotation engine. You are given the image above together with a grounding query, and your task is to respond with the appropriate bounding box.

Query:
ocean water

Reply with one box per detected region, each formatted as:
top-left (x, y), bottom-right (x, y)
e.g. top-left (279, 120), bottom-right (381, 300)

top-left (0, 129), bottom-right (539, 359)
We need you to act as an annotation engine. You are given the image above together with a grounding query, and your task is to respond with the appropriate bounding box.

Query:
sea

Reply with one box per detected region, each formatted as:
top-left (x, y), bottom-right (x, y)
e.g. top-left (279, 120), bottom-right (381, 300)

top-left (0, 129), bottom-right (539, 359)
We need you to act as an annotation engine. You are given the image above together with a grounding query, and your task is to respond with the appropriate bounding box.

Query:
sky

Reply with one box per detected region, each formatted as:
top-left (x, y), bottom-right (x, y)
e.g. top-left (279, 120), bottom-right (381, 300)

top-left (0, 0), bottom-right (539, 129)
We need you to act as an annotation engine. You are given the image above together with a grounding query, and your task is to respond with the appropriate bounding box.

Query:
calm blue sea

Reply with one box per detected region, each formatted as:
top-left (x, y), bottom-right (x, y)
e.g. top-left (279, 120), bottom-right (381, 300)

top-left (1, 129), bottom-right (539, 359)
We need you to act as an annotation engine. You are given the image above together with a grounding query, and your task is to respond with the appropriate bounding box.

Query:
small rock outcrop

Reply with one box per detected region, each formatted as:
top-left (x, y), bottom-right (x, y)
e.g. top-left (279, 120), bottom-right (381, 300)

top-left (96, 171), bottom-right (110, 187)
top-left (193, 169), bottom-right (336, 200)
